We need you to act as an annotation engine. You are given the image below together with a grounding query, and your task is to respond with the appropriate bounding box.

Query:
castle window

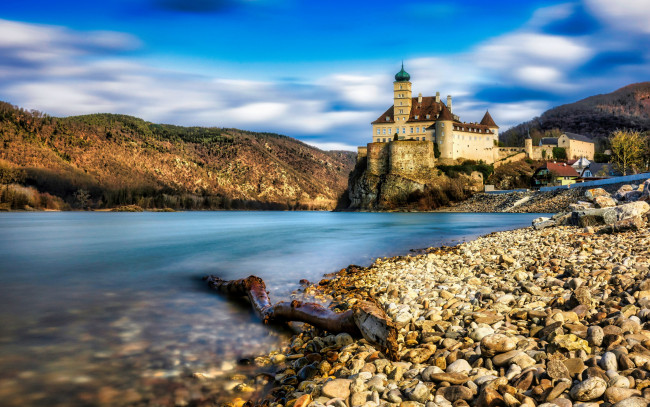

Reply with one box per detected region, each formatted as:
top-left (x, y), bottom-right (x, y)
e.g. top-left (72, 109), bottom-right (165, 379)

top-left (414, 115), bottom-right (419, 119)
top-left (376, 129), bottom-right (380, 135)
top-left (410, 127), bottom-right (414, 133)
top-left (386, 116), bottom-right (390, 121)
top-left (441, 123), bottom-right (444, 127)
top-left (402, 127), bottom-right (406, 134)
top-left (399, 85), bottom-right (402, 89)
top-left (416, 127), bottom-right (420, 133)
top-left (426, 114), bottom-right (430, 119)
top-left (383, 128), bottom-right (386, 134)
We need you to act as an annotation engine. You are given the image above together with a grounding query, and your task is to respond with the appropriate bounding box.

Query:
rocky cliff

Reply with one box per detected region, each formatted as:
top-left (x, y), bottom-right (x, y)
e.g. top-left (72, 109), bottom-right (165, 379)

top-left (341, 155), bottom-right (484, 211)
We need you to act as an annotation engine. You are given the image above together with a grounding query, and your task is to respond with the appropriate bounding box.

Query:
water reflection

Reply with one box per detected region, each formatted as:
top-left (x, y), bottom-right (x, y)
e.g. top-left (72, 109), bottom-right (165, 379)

top-left (0, 211), bottom-right (540, 406)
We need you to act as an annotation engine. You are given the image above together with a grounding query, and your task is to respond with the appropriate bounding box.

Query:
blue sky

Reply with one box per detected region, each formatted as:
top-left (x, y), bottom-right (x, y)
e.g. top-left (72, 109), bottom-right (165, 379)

top-left (0, 0), bottom-right (648, 150)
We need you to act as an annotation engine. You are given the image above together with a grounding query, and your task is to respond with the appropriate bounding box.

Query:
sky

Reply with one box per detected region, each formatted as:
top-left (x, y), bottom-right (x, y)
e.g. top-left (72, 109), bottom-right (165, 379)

top-left (0, 0), bottom-right (648, 151)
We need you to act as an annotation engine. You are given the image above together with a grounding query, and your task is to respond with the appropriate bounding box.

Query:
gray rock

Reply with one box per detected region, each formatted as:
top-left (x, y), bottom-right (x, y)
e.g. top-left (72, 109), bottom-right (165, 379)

top-left (406, 382), bottom-right (430, 403)
top-left (446, 359), bottom-right (471, 374)
top-left (569, 376), bottom-right (607, 401)
top-left (602, 201), bottom-right (650, 224)
top-left (612, 398), bottom-right (649, 407)
top-left (599, 352), bottom-right (617, 371)
top-left (587, 326), bottom-right (604, 347)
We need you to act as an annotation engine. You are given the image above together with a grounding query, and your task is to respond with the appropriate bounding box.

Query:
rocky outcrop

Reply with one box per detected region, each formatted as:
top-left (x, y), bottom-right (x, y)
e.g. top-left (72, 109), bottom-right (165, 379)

top-left (344, 157), bottom-right (483, 211)
top-left (531, 183), bottom-right (650, 232)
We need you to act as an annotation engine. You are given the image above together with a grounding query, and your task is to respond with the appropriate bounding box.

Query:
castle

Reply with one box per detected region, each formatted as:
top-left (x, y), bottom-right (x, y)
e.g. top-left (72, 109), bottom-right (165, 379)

top-left (357, 65), bottom-right (594, 176)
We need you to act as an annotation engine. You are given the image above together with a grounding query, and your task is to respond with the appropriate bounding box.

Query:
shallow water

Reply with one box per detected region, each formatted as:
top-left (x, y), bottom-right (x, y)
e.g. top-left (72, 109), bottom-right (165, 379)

top-left (0, 211), bottom-right (540, 406)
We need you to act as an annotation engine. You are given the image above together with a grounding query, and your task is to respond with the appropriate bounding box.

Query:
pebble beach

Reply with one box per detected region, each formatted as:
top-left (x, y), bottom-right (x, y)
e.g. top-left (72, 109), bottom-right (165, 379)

top-left (242, 200), bottom-right (650, 407)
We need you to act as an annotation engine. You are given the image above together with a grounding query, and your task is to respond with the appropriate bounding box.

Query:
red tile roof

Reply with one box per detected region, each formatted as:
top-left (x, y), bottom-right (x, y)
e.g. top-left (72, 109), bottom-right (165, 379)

top-left (371, 96), bottom-right (446, 124)
top-left (541, 161), bottom-right (580, 177)
top-left (480, 110), bottom-right (499, 128)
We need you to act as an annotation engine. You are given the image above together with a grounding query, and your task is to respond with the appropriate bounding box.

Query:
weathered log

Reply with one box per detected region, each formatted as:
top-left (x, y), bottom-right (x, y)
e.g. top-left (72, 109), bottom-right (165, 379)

top-left (203, 275), bottom-right (398, 359)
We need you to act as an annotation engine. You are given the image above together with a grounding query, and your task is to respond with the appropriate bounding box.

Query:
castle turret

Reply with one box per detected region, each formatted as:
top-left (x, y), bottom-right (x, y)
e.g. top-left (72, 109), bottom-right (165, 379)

top-left (525, 132), bottom-right (533, 158)
top-left (436, 104), bottom-right (455, 163)
top-left (447, 95), bottom-right (452, 114)
top-left (480, 110), bottom-right (499, 143)
top-left (393, 63), bottom-right (412, 131)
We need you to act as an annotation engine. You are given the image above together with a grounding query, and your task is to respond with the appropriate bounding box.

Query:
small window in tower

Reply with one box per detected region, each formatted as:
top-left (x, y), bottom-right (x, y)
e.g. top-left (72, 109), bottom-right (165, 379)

top-left (399, 85), bottom-right (402, 89)
top-left (441, 123), bottom-right (444, 127)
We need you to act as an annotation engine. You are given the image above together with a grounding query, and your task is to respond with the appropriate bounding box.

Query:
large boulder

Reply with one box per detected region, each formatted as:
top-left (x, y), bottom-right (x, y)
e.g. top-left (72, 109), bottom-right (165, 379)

top-left (602, 201), bottom-right (650, 224)
top-left (614, 185), bottom-right (635, 200)
top-left (593, 195), bottom-right (616, 208)
top-left (585, 188), bottom-right (609, 201)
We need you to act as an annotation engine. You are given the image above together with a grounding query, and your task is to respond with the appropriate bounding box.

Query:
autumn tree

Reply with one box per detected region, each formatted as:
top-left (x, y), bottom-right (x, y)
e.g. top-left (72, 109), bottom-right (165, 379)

top-left (609, 130), bottom-right (644, 175)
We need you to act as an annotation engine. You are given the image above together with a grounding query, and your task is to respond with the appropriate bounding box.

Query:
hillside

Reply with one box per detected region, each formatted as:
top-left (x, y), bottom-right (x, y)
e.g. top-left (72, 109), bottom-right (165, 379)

top-left (0, 102), bottom-right (356, 210)
top-left (502, 82), bottom-right (650, 146)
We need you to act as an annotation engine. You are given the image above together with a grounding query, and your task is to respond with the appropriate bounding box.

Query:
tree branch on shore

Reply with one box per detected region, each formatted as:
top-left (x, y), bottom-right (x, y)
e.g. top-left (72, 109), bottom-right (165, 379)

top-left (203, 275), bottom-right (399, 360)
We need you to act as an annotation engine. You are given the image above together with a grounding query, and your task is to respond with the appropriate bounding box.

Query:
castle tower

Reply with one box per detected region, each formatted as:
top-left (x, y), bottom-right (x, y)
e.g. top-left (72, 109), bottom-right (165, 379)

top-left (480, 110), bottom-right (499, 143)
top-left (524, 132), bottom-right (533, 158)
top-left (436, 104), bottom-right (455, 163)
top-left (393, 63), bottom-right (412, 132)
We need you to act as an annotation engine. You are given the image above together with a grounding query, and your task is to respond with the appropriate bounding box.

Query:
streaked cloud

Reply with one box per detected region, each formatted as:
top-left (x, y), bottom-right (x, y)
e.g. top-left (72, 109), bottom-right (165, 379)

top-left (0, 0), bottom-right (648, 152)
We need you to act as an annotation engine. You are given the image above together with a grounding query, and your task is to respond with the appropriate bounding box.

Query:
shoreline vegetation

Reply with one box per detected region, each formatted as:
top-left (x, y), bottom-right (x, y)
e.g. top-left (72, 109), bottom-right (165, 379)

top-left (210, 186), bottom-right (650, 407)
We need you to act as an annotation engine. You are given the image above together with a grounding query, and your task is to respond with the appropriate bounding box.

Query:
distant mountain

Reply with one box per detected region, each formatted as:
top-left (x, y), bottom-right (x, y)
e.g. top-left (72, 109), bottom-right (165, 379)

top-left (0, 102), bottom-right (356, 210)
top-left (502, 82), bottom-right (650, 146)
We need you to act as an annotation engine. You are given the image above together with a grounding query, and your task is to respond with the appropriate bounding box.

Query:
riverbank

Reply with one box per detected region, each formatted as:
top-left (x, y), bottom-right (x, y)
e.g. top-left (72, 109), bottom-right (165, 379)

top-left (245, 218), bottom-right (650, 406)
top-left (441, 180), bottom-right (643, 213)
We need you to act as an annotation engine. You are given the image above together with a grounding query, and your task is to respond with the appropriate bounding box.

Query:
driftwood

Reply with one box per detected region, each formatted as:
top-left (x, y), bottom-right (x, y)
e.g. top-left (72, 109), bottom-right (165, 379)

top-left (203, 275), bottom-right (399, 359)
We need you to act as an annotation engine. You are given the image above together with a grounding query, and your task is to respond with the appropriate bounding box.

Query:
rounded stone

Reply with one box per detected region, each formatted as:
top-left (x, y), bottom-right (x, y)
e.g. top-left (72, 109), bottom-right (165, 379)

top-left (321, 378), bottom-right (352, 399)
top-left (480, 334), bottom-right (517, 356)
top-left (587, 326), bottom-right (604, 347)
top-left (446, 359), bottom-right (471, 375)
top-left (335, 333), bottom-right (353, 347)
top-left (612, 397), bottom-right (649, 407)
top-left (569, 376), bottom-right (607, 401)
top-left (600, 352), bottom-right (618, 371)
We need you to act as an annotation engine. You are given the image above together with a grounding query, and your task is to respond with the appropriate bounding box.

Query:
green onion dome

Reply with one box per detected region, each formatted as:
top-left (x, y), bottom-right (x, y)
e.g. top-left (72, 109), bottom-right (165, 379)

top-left (395, 63), bottom-right (410, 82)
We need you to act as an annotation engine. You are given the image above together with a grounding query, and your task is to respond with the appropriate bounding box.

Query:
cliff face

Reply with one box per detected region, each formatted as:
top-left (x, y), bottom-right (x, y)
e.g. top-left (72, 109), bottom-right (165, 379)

top-left (342, 155), bottom-right (484, 211)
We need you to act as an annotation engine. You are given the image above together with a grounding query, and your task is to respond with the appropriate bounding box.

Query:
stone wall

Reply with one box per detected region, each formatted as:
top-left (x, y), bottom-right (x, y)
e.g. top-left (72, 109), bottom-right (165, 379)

top-left (388, 141), bottom-right (436, 174)
top-left (357, 146), bottom-right (367, 161)
top-left (494, 152), bottom-right (527, 168)
top-left (366, 142), bottom-right (389, 175)
top-left (528, 145), bottom-right (555, 160)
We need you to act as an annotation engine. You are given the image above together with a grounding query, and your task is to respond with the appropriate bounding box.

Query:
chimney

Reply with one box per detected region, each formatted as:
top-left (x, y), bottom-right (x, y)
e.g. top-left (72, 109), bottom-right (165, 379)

top-left (447, 95), bottom-right (452, 113)
top-left (418, 93), bottom-right (422, 103)
top-left (435, 92), bottom-right (440, 103)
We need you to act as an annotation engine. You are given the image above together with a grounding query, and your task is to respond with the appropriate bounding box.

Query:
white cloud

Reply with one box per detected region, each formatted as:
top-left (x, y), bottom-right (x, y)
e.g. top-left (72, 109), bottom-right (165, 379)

top-left (585, 0), bottom-right (650, 34)
top-left (303, 141), bottom-right (358, 152)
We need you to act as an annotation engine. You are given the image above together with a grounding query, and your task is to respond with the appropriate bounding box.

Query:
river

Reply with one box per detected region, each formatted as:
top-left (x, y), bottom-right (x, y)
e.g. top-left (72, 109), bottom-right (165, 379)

top-left (0, 211), bottom-right (540, 406)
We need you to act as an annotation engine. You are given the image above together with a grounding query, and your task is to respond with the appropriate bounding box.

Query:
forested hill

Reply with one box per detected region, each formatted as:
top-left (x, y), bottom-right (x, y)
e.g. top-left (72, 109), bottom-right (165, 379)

top-left (502, 82), bottom-right (650, 146)
top-left (0, 101), bottom-right (356, 210)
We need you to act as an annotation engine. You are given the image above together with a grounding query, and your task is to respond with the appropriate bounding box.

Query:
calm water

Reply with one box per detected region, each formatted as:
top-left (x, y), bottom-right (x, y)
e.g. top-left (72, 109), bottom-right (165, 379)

top-left (0, 211), bottom-right (539, 406)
